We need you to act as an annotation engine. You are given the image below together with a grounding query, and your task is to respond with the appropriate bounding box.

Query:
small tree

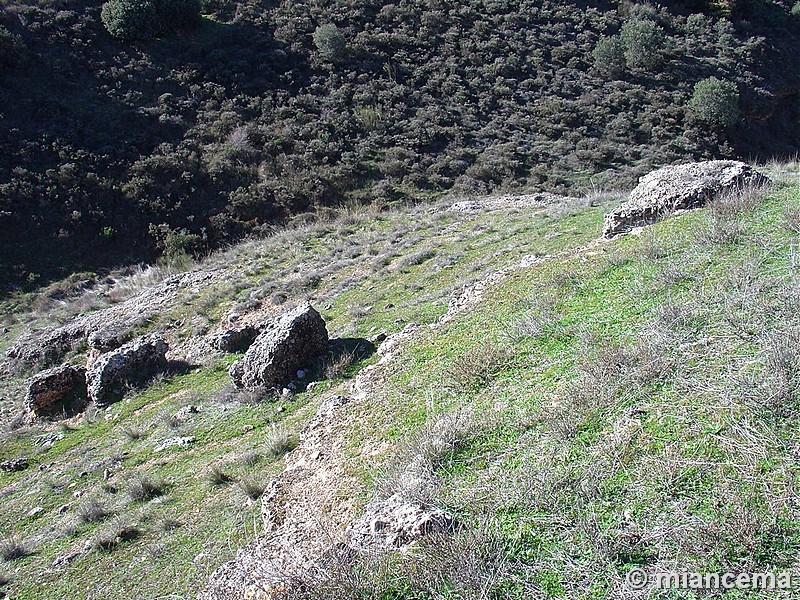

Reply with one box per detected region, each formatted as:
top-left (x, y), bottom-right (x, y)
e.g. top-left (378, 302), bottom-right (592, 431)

top-left (620, 19), bottom-right (666, 69)
top-left (101, 0), bottom-right (160, 40)
top-left (592, 35), bottom-right (626, 78)
top-left (313, 24), bottom-right (346, 62)
top-left (689, 77), bottom-right (740, 129)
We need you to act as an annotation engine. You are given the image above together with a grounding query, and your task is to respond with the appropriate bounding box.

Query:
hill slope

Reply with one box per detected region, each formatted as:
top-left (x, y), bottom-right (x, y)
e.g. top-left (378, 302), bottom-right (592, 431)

top-left (0, 163), bottom-right (799, 598)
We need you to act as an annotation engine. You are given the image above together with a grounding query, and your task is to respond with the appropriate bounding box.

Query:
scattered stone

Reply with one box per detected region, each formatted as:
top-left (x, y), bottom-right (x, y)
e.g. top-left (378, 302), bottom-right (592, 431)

top-left (24, 364), bottom-right (87, 419)
top-left (1, 457), bottom-right (29, 473)
top-left (173, 405), bottom-right (201, 421)
top-left (347, 493), bottom-right (454, 549)
top-left (86, 335), bottom-right (169, 406)
top-left (230, 303), bottom-right (329, 390)
top-left (34, 432), bottom-right (65, 448)
top-left (27, 506), bottom-right (44, 518)
top-left (50, 540), bottom-right (92, 570)
top-left (154, 436), bottom-right (196, 453)
top-left (603, 160), bottom-right (770, 237)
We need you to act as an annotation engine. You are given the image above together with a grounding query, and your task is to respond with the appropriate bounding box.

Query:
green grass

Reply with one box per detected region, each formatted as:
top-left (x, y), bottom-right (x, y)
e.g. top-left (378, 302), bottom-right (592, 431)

top-left (4, 179), bottom-right (800, 599)
top-left (0, 195), bottom-right (612, 599)
top-left (315, 180), bottom-right (800, 598)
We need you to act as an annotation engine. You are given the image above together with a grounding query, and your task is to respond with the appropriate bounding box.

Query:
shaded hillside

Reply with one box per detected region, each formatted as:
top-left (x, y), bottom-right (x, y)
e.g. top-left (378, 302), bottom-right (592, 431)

top-left (1, 0), bottom-right (799, 287)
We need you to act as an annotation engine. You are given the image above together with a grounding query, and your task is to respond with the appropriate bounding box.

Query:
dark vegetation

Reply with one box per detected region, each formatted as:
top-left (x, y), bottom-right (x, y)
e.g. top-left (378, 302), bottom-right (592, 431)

top-left (1, 0), bottom-right (799, 289)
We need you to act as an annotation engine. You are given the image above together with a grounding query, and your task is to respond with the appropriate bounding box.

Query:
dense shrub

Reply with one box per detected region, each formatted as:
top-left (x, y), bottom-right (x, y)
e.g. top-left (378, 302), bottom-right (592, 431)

top-left (2, 0), bottom-right (800, 289)
top-left (101, 0), bottom-right (160, 40)
top-left (592, 35), bottom-right (626, 78)
top-left (689, 77), bottom-right (740, 129)
top-left (313, 24), bottom-right (346, 62)
top-left (620, 19), bottom-right (667, 69)
top-left (0, 26), bottom-right (22, 69)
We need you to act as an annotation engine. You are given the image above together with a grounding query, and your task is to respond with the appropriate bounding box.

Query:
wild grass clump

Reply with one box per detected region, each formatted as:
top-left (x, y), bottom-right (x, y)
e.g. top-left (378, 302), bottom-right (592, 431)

top-left (0, 538), bottom-right (30, 562)
top-left (122, 425), bottom-right (146, 441)
top-left (287, 519), bottom-right (512, 600)
top-left (77, 499), bottom-right (113, 524)
top-left (238, 450), bottom-right (262, 467)
top-left (700, 184), bottom-right (767, 244)
top-left (264, 426), bottom-right (296, 459)
top-left (322, 350), bottom-right (358, 380)
top-left (379, 411), bottom-right (475, 501)
top-left (783, 206), bottom-right (800, 234)
top-left (237, 476), bottom-right (267, 501)
top-left (207, 465), bottom-right (234, 486)
top-left (94, 518), bottom-right (142, 551)
top-left (127, 473), bottom-right (167, 502)
top-left (445, 343), bottom-right (512, 392)
top-left (762, 328), bottom-right (800, 413)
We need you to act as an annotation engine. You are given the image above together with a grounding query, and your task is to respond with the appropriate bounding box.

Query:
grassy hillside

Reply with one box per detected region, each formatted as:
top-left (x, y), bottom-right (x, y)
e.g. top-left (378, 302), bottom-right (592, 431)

top-left (1, 163), bottom-right (799, 598)
top-left (1, 0), bottom-right (799, 288)
top-left (0, 191), bottom-right (609, 598)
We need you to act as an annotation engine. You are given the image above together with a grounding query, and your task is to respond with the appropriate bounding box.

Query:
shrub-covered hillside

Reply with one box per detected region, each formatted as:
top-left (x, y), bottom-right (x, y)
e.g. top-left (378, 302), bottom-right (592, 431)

top-left (1, 0), bottom-right (799, 287)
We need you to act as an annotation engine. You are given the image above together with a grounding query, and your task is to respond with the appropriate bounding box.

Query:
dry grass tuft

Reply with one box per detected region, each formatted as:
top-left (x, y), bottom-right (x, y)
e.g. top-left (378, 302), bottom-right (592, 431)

top-left (207, 465), bottom-right (234, 486)
top-left (0, 538), bottom-right (30, 562)
top-left (94, 518), bottom-right (142, 551)
top-left (264, 426), bottom-right (296, 458)
top-left (126, 473), bottom-right (167, 502)
top-left (445, 343), bottom-right (513, 391)
top-left (238, 476), bottom-right (268, 501)
top-left (77, 499), bottom-right (113, 524)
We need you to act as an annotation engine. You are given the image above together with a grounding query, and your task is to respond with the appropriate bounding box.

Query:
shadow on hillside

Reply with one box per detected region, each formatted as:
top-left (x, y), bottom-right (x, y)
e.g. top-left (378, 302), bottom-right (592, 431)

top-left (303, 338), bottom-right (377, 389)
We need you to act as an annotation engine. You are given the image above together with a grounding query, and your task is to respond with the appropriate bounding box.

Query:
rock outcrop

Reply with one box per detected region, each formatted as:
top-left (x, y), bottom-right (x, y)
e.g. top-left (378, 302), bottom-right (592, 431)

top-left (25, 364), bottom-right (87, 419)
top-left (449, 191), bottom-right (576, 212)
top-left (346, 493), bottom-right (455, 549)
top-left (86, 336), bottom-right (169, 406)
top-left (603, 160), bottom-right (770, 237)
top-left (229, 304), bottom-right (328, 390)
top-left (5, 269), bottom-right (218, 370)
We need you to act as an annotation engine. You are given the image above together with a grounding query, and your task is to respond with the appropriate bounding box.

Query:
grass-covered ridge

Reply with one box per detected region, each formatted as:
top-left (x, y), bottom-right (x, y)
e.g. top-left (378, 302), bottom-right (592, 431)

top-left (1, 168), bottom-right (799, 598)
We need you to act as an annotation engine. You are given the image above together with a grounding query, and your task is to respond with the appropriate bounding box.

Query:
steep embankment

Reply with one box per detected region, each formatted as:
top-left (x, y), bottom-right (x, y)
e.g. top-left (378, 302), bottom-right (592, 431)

top-left (2, 0), bottom-right (800, 286)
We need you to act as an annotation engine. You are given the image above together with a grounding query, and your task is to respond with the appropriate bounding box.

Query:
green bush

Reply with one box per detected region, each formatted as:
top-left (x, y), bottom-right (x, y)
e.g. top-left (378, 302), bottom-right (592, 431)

top-left (592, 35), bottom-right (626, 78)
top-left (792, 2), bottom-right (800, 17)
top-left (101, 0), bottom-right (199, 40)
top-left (101, 0), bottom-right (160, 41)
top-left (620, 19), bottom-right (666, 69)
top-left (313, 24), bottom-right (346, 62)
top-left (689, 77), bottom-right (740, 129)
top-left (153, 0), bottom-right (201, 33)
top-left (0, 26), bottom-right (23, 69)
